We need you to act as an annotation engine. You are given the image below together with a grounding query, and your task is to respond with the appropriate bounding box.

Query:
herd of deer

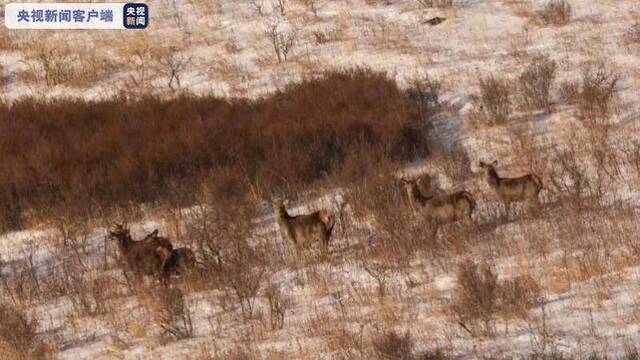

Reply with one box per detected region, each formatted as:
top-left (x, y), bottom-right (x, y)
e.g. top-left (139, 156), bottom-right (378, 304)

top-left (108, 160), bottom-right (542, 285)
top-left (109, 224), bottom-right (197, 285)
top-left (270, 160), bottom-right (542, 251)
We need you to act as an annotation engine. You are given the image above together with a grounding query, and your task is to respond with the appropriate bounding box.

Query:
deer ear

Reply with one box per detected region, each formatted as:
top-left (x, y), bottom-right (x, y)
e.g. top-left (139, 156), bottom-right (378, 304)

top-left (151, 229), bottom-right (159, 237)
top-left (492, 160), bottom-right (498, 166)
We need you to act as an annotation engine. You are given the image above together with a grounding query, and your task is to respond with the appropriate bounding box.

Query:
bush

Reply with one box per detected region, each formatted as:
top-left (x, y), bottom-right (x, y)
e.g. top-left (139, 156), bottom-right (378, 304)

top-left (539, 0), bottom-right (571, 26)
top-left (518, 56), bottom-right (557, 111)
top-left (478, 74), bottom-right (512, 125)
top-left (0, 68), bottom-right (427, 225)
top-left (0, 185), bottom-right (23, 232)
top-left (373, 330), bottom-right (414, 360)
top-left (499, 275), bottom-right (542, 319)
top-left (451, 261), bottom-right (499, 335)
top-left (577, 64), bottom-right (618, 122)
top-left (626, 23), bottom-right (640, 45)
top-left (416, 0), bottom-right (455, 9)
top-left (0, 302), bottom-right (42, 356)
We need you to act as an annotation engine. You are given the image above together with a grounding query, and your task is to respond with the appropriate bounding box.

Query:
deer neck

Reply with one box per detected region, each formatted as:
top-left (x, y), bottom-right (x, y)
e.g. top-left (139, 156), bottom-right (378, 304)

top-left (115, 234), bottom-right (133, 252)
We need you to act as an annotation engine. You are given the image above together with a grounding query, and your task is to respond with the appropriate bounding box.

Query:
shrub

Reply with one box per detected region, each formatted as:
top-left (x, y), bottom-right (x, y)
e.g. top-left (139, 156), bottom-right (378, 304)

top-left (478, 74), bottom-right (512, 125)
top-left (407, 74), bottom-right (443, 120)
top-left (416, 0), bottom-right (454, 9)
top-left (451, 261), bottom-right (499, 335)
top-left (373, 330), bottom-right (414, 360)
top-left (626, 23), bottom-right (640, 45)
top-left (577, 64), bottom-right (618, 122)
top-left (0, 185), bottom-right (23, 232)
top-left (518, 56), bottom-right (557, 111)
top-left (221, 240), bottom-right (266, 320)
top-left (0, 68), bottom-right (427, 225)
top-left (539, 0), bottom-right (571, 26)
top-left (0, 302), bottom-right (42, 356)
top-left (499, 275), bottom-right (542, 319)
top-left (265, 283), bottom-right (290, 330)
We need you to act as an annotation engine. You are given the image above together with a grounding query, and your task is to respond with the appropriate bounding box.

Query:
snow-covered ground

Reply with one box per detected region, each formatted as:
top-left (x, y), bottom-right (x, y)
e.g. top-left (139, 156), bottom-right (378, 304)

top-left (1, 0), bottom-right (640, 358)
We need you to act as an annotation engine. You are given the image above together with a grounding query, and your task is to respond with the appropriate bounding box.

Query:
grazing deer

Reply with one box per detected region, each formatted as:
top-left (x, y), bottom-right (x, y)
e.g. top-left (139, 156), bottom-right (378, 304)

top-left (401, 176), bottom-right (475, 228)
top-left (479, 160), bottom-right (543, 216)
top-left (272, 200), bottom-right (335, 253)
top-left (109, 224), bottom-right (173, 281)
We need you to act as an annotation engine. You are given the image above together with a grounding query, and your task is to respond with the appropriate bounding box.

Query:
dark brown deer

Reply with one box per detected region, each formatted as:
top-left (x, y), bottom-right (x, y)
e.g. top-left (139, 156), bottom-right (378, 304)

top-left (143, 230), bottom-right (198, 283)
top-left (162, 248), bottom-right (197, 277)
top-left (479, 160), bottom-right (543, 216)
top-left (272, 200), bottom-right (335, 253)
top-left (401, 176), bottom-right (475, 227)
top-left (109, 224), bottom-right (173, 281)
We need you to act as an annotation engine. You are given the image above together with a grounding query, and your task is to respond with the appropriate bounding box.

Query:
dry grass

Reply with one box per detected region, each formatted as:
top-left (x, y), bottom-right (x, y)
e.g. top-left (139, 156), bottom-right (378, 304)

top-left (538, 0), bottom-right (572, 26)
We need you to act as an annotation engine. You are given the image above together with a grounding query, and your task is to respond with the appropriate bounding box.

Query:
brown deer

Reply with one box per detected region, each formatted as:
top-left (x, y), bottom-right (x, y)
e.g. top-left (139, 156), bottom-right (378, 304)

top-left (144, 230), bottom-right (198, 283)
top-left (479, 160), bottom-right (543, 216)
top-left (401, 176), bottom-right (475, 228)
top-left (161, 248), bottom-right (197, 282)
top-left (272, 200), bottom-right (335, 253)
top-left (109, 224), bottom-right (173, 281)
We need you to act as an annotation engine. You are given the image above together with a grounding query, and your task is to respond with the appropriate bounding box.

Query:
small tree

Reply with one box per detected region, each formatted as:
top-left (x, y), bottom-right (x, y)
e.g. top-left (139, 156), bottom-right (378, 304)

top-left (265, 283), bottom-right (290, 330)
top-left (266, 20), bottom-right (298, 63)
top-left (155, 47), bottom-right (192, 91)
top-left (247, 0), bottom-right (265, 17)
top-left (274, 0), bottom-right (287, 16)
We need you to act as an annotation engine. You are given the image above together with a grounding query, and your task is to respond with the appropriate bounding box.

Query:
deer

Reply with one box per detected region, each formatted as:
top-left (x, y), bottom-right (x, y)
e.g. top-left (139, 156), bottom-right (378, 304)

top-left (272, 199), bottom-right (335, 253)
top-left (108, 224), bottom-right (173, 283)
top-left (143, 230), bottom-right (198, 283)
top-left (162, 248), bottom-right (197, 276)
top-left (479, 160), bottom-right (543, 217)
top-left (401, 175), bottom-right (476, 230)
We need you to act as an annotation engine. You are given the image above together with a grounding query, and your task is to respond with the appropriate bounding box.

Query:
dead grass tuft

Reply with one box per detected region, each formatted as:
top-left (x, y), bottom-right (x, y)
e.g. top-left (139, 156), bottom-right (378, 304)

top-left (538, 0), bottom-right (572, 26)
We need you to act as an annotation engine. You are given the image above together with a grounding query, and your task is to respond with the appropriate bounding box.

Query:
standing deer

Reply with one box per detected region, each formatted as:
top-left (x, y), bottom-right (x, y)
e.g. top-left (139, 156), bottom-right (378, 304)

top-left (479, 160), bottom-right (543, 216)
top-left (272, 200), bottom-right (335, 253)
top-left (109, 224), bottom-right (173, 282)
top-left (401, 176), bottom-right (476, 228)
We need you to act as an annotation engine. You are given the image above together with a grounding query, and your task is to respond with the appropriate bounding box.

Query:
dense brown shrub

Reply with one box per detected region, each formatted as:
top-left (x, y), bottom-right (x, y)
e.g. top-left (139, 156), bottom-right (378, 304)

top-left (451, 261), bottom-right (499, 335)
top-left (539, 0), bottom-right (571, 26)
top-left (518, 56), bottom-right (557, 111)
top-left (478, 74), bottom-right (512, 125)
top-left (0, 69), bottom-right (427, 226)
top-left (499, 275), bottom-right (542, 319)
top-left (373, 330), bottom-right (414, 360)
